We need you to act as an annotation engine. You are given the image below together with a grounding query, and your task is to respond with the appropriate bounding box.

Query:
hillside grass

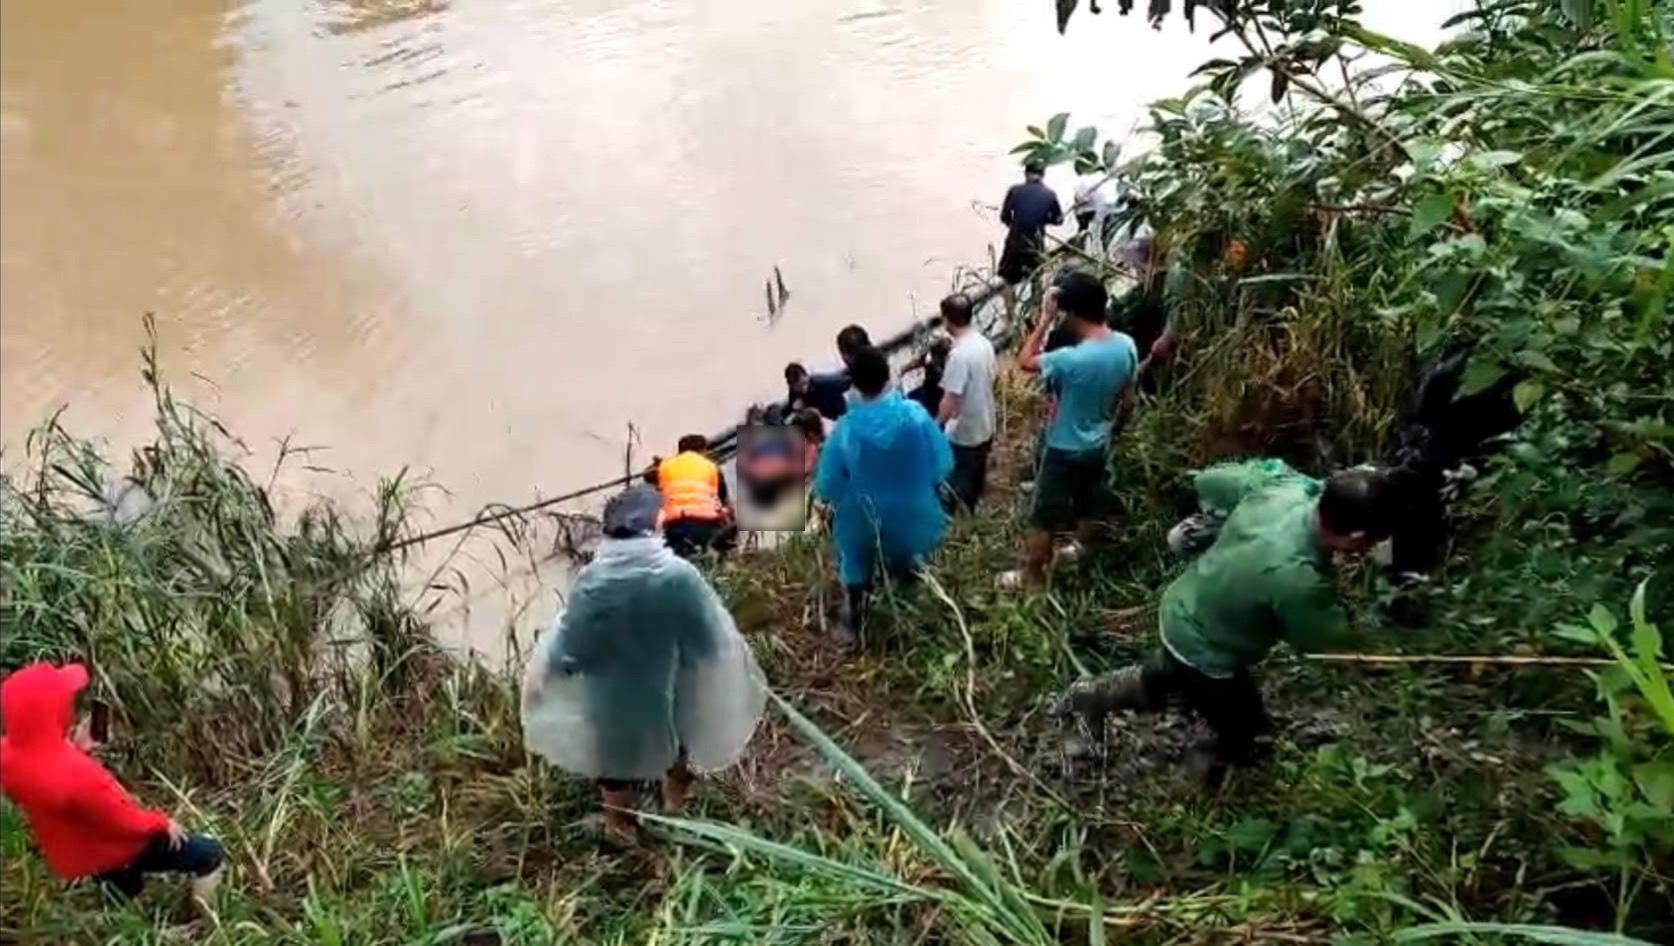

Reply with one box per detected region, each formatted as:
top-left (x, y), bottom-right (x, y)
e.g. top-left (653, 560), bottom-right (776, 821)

top-left (2, 346), bottom-right (1661, 945)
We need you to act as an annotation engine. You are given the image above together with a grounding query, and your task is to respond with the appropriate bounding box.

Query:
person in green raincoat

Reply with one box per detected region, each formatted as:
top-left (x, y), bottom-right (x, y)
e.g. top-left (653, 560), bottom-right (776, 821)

top-left (521, 485), bottom-right (766, 843)
top-left (1055, 460), bottom-right (1397, 782)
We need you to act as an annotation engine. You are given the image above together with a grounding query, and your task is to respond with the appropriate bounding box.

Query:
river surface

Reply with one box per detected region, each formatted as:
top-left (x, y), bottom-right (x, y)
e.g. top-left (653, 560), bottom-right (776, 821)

top-left (1, 0), bottom-right (1458, 653)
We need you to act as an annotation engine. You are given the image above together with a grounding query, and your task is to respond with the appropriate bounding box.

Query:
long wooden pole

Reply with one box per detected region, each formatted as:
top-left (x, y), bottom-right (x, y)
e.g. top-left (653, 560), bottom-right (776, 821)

top-left (1304, 653), bottom-right (1672, 671)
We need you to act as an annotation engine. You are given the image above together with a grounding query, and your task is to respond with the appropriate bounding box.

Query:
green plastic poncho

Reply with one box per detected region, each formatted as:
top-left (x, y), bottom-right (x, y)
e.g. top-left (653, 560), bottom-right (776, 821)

top-left (520, 535), bottom-right (766, 780)
top-left (1158, 459), bottom-right (1349, 678)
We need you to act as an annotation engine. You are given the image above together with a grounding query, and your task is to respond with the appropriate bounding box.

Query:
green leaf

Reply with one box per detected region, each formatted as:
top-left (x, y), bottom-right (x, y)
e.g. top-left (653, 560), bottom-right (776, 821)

top-left (1588, 604), bottom-right (1620, 637)
top-left (1553, 622), bottom-right (1597, 645)
top-left (1226, 816), bottom-right (1276, 853)
top-left (1633, 761), bottom-right (1674, 810)
top-left (1407, 138), bottom-right (1445, 170)
top-left (1459, 355), bottom-right (1507, 396)
top-left (1431, 269), bottom-right (1471, 313)
top-left (1416, 321), bottom-right (1444, 354)
top-left (1408, 192), bottom-right (1454, 241)
top-left (1046, 112), bottom-right (1070, 143)
top-left (1550, 764), bottom-right (1601, 817)
top-left (1607, 452), bottom-right (1642, 477)
top-left (1513, 380), bottom-right (1545, 413)
top-left (1396, 921), bottom-right (1658, 946)
top-left (643, 812), bottom-right (939, 900)
top-left (1342, 25), bottom-right (1440, 70)
top-left (1515, 350), bottom-right (1560, 373)
top-left (1025, 125), bottom-right (1045, 139)
top-left (1072, 126), bottom-right (1098, 152)
top-left (1555, 846), bottom-right (1631, 870)
top-left (1627, 579), bottom-right (1674, 735)
top-left (1469, 150), bottom-right (1524, 170)
top-left (1101, 140), bottom-right (1120, 169)
top-left (1632, 255), bottom-right (1671, 350)
top-left (1560, 0), bottom-right (1595, 31)
top-left (1455, 233), bottom-right (1488, 258)
top-left (1189, 57), bottom-right (1240, 77)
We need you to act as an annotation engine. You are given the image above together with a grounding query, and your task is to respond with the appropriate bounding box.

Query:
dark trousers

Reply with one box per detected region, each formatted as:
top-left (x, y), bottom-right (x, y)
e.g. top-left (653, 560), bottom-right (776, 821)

top-left (664, 518), bottom-right (736, 560)
top-left (97, 833), bottom-right (224, 898)
top-left (946, 440), bottom-right (991, 513)
top-left (839, 564), bottom-right (921, 634)
top-left (1140, 650), bottom-right (1271, 764)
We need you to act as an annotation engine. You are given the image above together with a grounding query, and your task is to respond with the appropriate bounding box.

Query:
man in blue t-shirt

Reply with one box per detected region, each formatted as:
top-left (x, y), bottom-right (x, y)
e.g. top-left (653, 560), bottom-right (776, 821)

top-left (1004, 269), bottom-right (1138, 588)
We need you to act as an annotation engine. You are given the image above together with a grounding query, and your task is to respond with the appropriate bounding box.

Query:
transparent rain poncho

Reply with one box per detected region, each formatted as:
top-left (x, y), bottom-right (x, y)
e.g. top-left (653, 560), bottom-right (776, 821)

top-left (813, 390), bottom-right (954, 587)
top-left (520, 535), bottom-right (766, 780)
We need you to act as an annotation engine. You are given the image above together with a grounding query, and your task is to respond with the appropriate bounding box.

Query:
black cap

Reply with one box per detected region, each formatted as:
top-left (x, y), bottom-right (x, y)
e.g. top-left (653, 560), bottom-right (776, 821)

top-left (602, 485), bottom-right (662, 537)
top-left (1024, 158), bottom-right (1046, 176)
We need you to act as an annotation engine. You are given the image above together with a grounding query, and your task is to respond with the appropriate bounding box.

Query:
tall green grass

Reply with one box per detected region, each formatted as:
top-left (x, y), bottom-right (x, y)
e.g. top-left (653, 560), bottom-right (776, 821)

top-left (1, 320), bottom-right (435, 778)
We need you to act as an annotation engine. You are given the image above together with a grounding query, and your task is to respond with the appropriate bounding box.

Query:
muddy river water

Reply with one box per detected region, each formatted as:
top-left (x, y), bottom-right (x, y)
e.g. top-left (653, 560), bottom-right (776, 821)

top-left (1, 0), bottom-right (1458, 654)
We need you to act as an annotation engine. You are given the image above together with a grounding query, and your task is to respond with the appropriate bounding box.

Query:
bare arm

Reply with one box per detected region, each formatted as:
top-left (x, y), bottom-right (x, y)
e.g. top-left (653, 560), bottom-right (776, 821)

top-left (936, 347), bottom-right (967, 427)
top-left (1018, 288), bottom-right (1059, 374)
top-left (935, 391), bottom-right (962, 427)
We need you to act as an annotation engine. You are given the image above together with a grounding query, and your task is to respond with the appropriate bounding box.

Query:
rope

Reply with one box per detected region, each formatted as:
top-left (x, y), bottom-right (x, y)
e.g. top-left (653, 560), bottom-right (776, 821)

top-left (374, 251), bottom-right (1067, 557)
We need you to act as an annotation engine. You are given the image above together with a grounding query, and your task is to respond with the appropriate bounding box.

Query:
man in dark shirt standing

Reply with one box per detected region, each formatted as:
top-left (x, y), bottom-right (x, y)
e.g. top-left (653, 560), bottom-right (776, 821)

top-left (998, 159), bottom-right (1064, 323)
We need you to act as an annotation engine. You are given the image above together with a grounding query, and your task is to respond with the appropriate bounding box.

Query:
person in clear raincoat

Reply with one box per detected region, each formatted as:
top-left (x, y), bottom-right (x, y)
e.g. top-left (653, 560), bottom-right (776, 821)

top-left (520, 485), bottom-right (765, 844)
top-left (813, 345), bottom-right (954, 646)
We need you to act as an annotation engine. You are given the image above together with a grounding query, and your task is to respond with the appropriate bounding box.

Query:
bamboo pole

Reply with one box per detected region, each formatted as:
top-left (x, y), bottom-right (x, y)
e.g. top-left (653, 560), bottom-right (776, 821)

top-left (1304, 653), bottom-right (1673, 671)
top-left (376, 254), bottom-right (1030, 555)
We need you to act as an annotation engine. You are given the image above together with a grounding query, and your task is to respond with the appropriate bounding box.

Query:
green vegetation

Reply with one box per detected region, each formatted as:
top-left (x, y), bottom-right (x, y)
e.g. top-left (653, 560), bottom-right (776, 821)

top-left (3, 1), bottom-right (1671, 943)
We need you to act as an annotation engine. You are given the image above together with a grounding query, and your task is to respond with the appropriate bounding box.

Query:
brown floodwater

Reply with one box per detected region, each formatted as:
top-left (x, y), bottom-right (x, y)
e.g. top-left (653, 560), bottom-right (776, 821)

top-left (0, 0), bottom-right (1457, 654)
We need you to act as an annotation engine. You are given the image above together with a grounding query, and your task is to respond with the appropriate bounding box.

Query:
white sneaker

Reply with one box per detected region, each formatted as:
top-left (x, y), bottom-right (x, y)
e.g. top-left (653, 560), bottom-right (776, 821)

top-left (1055, 541), bottom-right (1085, 565)
top-left (996, 569), bottom-right (1027, 590)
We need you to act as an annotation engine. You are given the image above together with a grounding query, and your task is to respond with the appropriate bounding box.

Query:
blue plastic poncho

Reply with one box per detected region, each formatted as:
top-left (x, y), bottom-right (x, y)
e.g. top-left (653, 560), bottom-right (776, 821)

top-left (813, 390), bottom-right (954, 587)
top-left (520, 535), bottom-right (766, 780)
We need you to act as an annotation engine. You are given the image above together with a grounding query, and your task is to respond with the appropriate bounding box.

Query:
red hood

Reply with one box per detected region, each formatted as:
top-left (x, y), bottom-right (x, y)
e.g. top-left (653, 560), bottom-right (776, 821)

top-left (1, 662), bottom-right (86, 749)
top-left (0, 661), bottom-right (172, 879)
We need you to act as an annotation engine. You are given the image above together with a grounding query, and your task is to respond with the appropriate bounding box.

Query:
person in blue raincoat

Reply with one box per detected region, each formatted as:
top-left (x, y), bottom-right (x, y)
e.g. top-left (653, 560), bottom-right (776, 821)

top-left (813, 345), bottom-right (954, 646)
top-left (520, 486), bottom-right (765, 845)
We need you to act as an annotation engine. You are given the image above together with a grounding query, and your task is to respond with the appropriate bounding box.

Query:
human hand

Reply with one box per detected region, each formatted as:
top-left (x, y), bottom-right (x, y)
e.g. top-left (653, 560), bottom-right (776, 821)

top-left (70, 717), bottom-right (99, 752)
top-left (165, 818), bottom-right (189, 850)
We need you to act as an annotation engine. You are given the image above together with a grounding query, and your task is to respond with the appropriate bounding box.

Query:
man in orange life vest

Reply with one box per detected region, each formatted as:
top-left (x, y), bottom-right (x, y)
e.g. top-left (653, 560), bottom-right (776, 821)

top-left (653, 435), bottom-right (736, 560)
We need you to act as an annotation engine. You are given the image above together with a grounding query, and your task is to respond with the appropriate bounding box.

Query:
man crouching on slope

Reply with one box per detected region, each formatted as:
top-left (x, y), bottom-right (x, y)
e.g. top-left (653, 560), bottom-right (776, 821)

top-left (1055, 460), bottom-right (1398, 785)
top-left (1, 662), bottom-right (225, 910)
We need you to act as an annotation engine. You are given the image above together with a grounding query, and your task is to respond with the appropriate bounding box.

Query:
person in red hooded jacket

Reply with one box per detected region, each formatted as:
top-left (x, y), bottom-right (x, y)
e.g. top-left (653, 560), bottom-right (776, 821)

top-left (0, 662), bottom-right (224, 906)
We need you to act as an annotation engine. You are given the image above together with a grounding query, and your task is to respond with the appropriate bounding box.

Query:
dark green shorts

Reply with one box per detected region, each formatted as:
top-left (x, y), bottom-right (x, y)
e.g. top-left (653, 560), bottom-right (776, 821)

top-left (1030, 447), bottom-right (1112, 531)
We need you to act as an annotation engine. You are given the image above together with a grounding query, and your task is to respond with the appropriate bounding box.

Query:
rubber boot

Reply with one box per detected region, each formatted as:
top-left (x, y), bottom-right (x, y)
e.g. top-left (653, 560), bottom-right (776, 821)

top-left (1052, 667), bottom-right (1148, 757)
top-left (834, 586), bottom-right (865, 649)
top-left (1185, 744), bottom-right (1232, 791)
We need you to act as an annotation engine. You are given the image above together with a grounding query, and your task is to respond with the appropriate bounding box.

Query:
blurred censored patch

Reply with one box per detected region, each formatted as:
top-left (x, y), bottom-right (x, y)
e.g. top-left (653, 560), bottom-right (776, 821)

top-left (733, 424), bottom-right (808, 532)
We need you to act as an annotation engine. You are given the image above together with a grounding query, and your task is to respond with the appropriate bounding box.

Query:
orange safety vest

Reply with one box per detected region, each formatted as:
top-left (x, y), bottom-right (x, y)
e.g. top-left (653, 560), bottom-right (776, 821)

top-left (658, 452), bottom-right (723, 523)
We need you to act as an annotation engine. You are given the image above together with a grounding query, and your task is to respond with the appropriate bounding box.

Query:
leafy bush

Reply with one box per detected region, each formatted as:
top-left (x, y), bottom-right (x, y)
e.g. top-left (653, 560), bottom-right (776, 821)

top-left (1547, 581), bottom-right (1673, 920)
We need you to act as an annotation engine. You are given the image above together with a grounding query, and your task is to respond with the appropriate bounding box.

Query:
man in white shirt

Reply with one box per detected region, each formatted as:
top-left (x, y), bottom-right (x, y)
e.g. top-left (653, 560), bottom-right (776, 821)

top-left (935, 293), bottom-right (997, 512)
top-left (1073, 164), bottom-right (1119, 255)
